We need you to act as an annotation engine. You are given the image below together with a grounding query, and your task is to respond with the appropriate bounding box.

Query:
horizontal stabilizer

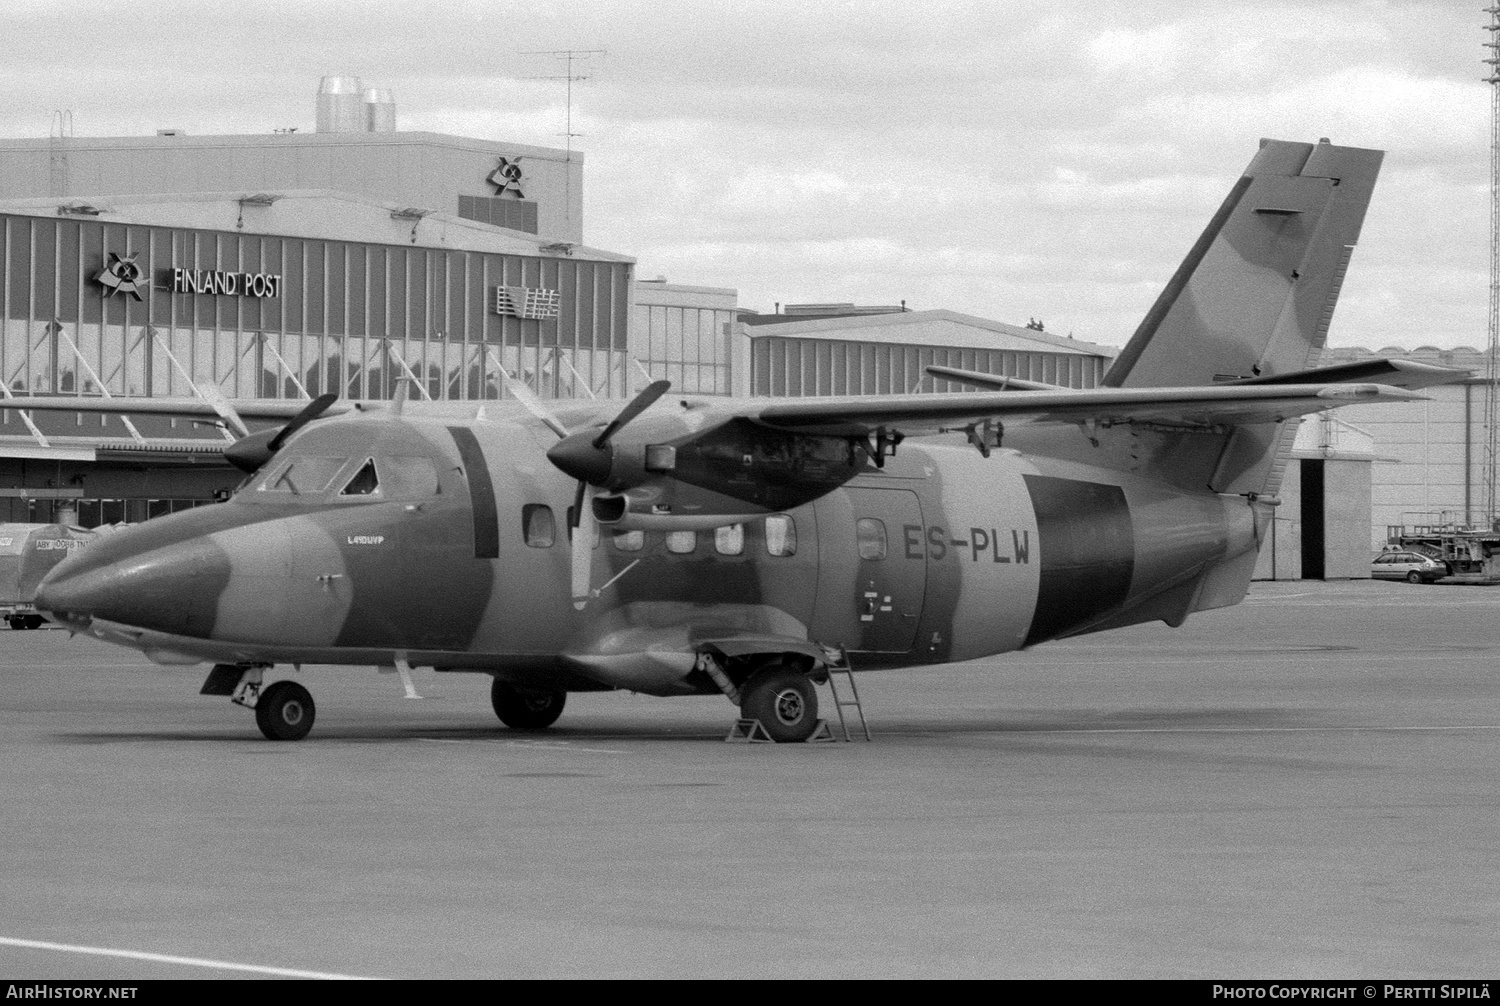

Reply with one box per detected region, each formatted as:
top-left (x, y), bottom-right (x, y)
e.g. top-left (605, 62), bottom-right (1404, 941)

top-left (923, 366), bottom-right (1065, 392)
top-left (1222, 357), bottom-right (1469, 391)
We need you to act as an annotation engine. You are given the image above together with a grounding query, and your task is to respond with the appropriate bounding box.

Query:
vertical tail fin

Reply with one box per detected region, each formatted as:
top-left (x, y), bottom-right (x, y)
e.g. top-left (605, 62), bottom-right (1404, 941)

top-left (1102, 138), bottom-right (1383, 499)
top-left (1103, 139), bottom-right (1383, 391)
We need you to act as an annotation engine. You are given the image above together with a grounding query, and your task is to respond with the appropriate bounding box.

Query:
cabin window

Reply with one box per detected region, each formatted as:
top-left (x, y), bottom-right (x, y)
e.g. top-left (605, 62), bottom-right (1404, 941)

top-left (613, 530), bottom-right (644, 552)
top-left (715, 523), bottom-right (745, 556)
top-left (765, 515), bottom-right (797, 557)
top-left (666, 530), bottom-right (697, 554)
top-left (522, 504), bottom-right (556, 548)
top-left (339, 459), bottom-right (380, 496)
top-left (260, 456), bottom-right (348, 494)
top-left (856, 518), bottom-right (888, 560)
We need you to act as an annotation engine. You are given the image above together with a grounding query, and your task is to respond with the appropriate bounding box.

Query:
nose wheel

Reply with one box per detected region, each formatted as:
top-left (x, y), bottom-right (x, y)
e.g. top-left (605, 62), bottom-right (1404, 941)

top-left (255, 681), bottom-right (316, 741)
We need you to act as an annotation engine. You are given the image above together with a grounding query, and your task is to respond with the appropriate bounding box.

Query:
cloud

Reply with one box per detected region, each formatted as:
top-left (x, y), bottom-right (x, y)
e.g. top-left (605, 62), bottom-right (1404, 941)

top-left (0, 0), bottom-right (1486, 348)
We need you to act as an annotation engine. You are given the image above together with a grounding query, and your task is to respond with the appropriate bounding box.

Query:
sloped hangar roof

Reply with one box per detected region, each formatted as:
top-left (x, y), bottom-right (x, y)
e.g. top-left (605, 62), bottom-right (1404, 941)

top-left (741, 308), bottom-right (1116, 358)
top-left (0, 189), bottom-right (631, 263)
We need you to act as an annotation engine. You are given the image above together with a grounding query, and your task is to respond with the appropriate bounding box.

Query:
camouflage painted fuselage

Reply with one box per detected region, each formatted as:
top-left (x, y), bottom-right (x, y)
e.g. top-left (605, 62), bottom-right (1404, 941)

top-left (37, 403), bottom-right (1260, 695)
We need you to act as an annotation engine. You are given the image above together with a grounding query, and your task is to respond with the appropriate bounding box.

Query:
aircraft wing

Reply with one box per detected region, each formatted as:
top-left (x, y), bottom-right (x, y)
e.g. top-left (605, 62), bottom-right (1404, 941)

top-left (750, 382), bottom-right (1429, 437)
top-left (0, 395), bottom-right (353, 422)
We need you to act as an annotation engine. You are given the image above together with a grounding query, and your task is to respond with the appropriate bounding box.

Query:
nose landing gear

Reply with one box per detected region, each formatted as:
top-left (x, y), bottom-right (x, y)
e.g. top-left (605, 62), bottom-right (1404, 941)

top-left (201, 664), bottom-right (316, 741)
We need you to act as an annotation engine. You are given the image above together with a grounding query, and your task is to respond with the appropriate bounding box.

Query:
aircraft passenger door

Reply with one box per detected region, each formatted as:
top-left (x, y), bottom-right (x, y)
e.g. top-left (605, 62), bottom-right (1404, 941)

top-left (845, 487), bottom-right (926, 653)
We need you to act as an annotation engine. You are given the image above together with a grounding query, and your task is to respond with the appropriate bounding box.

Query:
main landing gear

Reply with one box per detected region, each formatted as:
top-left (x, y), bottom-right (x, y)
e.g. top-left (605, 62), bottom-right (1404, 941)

top-left (702, 650), bottom-right (867, 743)
top-left (738, 665), bottom-right (820, 743)
top-left (490, 680), bottom-right (567, 730)
top-left (699, 653), bottom-right (824, 743)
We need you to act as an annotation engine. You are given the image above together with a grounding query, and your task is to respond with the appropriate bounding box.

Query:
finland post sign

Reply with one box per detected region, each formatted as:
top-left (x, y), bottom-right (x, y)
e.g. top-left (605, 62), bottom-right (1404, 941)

top-left (170, 268), bottom-right (283, 298)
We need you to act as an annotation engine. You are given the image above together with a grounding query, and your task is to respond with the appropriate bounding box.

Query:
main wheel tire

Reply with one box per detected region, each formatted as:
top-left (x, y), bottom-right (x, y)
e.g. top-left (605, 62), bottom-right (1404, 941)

top-left (23, 614), bottom-right (44, 630)
top-left (255, 681), bottom-right (316, 741)
top-left (6, 616), bottom-right (21, 631)
top-left (1407, 571), bottom-right (1422, 584)
top-left (739, 665), bottom-right (819, 743)
top-left (491, 680), bottom-right (566, 730)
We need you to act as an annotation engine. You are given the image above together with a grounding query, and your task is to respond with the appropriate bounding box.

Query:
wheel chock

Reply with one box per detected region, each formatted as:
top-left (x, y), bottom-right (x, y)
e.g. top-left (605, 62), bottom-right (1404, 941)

top-left (726, 718), bottom-right (774, 743)
top-left (805, 719), bottom-right (838, 743)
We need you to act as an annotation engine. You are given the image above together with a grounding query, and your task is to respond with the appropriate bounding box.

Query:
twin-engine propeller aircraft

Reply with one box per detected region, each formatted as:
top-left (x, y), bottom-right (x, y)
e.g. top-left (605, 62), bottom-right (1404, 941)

top-left (22, 138), bottom-right (1465, 741)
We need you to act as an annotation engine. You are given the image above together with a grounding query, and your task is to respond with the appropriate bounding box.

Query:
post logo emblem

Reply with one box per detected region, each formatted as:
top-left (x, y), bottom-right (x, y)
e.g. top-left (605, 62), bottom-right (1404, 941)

top-left (487, 157), bottom-right (524, 198)
top-left (95, 252), bottom-right (146, 301)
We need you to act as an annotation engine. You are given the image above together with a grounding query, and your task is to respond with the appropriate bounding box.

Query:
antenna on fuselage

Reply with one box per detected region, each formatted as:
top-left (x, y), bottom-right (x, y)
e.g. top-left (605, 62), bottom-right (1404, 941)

top-left (390, 375), bottom-right (413, 416)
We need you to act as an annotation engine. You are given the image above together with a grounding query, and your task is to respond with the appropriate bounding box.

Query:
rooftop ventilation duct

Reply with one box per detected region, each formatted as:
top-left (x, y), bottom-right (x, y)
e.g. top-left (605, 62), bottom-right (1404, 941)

top-left (315, 76), bottom-right (365, 133)
top-left (364, 88), bottom-right (396, 132)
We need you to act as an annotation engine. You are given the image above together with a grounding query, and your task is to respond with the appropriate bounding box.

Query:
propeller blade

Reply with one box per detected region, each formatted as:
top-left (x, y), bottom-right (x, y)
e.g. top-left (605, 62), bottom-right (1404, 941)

top-left (570, 479), bottom-right (587, 529)
top-left (571, 483), bottom-right (596, 610)
top-left (268, 392), bottom-right (340, 452)
top-left (499, 366), bottom-right (569, 439)
top-left (591, 380), bottom-right (670, 449)
top-left (197, 384), bottom-right (250, 439)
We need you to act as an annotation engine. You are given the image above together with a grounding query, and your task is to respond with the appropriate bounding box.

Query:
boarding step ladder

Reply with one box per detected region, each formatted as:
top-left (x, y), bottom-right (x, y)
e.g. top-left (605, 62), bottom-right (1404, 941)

top-left (822, 648), bottom-right (871, 741)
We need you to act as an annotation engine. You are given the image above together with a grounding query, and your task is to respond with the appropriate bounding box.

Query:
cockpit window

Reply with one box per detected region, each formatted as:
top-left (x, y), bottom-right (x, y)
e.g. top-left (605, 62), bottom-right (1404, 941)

top-left (378, 457), bottom-right (440, 498)
top-left (340, 459), bottom-right (380, 496)
top-left (252, 453), bottom-right (441, 501)
top-left (260, 457), bottom-right (348, 494)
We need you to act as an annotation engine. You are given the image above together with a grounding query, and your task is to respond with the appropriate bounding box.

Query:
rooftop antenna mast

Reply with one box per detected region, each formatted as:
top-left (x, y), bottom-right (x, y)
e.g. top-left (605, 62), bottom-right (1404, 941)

top-left (1484, 9), bottom-right (1500, 527)
top-left (48, 109), bottom-right (73, 198)
top-left (523, 48), bottom-right (605, 236)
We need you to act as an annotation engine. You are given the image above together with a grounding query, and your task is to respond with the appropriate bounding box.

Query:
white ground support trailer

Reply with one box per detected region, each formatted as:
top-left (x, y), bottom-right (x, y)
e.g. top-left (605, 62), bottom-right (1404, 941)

top-left (1386, 521), bottom-right (1500, 585)
top-left (0, 524), bottom-right (96, 629)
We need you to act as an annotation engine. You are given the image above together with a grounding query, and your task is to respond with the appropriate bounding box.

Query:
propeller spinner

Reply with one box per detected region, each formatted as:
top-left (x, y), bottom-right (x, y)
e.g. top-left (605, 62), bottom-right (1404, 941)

top-left (545, 380), bottom-right (671, 488)
top-left (223, 393), bottom-right (340, 474)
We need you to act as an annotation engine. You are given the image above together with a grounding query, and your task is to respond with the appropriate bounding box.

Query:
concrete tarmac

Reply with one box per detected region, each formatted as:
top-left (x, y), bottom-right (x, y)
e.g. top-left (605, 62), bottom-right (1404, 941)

top-left (0, 579), bottom-right (1496, 979)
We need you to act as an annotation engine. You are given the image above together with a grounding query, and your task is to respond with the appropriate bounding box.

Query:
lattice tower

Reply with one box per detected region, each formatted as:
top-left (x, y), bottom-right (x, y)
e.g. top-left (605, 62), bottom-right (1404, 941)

top-left (1484, 8), bottom-right (1500, 525)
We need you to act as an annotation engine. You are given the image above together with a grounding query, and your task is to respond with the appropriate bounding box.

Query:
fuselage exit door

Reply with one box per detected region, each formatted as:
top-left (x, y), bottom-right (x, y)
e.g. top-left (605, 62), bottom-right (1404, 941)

top-left (845, 486), bottom-right (926, 653)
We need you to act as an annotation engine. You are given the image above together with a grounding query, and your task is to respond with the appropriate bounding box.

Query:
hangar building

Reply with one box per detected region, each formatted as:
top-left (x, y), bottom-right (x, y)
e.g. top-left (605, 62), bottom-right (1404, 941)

top-left (0, 78), bottom-right (1122, 526)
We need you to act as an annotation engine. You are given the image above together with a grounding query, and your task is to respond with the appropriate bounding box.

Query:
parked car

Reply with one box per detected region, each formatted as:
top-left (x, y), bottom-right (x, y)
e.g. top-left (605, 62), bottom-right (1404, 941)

top-left (1371, 550), bottom-right (1448, 584)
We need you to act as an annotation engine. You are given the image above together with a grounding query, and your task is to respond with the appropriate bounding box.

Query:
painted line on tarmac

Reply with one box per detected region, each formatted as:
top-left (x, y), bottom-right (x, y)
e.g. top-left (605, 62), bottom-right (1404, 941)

top-left (998, 652), bottom-right (1481, 669)
top-left (414, 737), bottom-right (627, 754)
top-left (1240, 596), bottom-right (1500, 606)
top-left (1018, 724), bottom-right (1500, 735)
top-left (0, 936), bottom-right (378, 980)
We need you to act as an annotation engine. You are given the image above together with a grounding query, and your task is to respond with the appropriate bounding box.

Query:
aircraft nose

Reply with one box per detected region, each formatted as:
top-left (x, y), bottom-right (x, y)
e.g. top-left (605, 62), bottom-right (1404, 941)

top-left (36, 534), bottom-right (231, 638)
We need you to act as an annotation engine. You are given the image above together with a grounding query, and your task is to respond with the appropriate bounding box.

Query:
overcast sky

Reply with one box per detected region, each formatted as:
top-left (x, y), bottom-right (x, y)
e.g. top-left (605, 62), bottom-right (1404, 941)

top-left (3, 0), bottom-right (1486, 351)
